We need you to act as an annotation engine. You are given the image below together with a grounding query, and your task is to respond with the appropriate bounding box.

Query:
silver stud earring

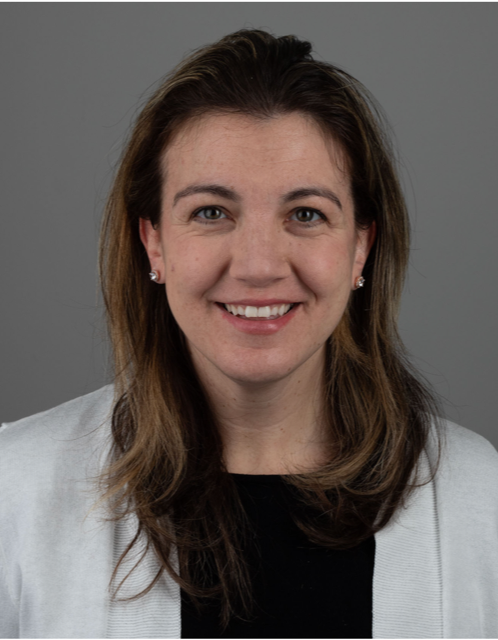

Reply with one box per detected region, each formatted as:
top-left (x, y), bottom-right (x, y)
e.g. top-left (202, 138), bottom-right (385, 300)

top-left (355, 276), bottom-right (365, 289)
top-left (149, 270), bottom-right (160, 283)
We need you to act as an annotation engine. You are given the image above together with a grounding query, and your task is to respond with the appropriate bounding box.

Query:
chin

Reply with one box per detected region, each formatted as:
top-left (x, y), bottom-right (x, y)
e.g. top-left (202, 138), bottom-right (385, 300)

top-left (188, 339), bottom-right (326, 389)
top-left (209, 348), bottom-right (314, 386)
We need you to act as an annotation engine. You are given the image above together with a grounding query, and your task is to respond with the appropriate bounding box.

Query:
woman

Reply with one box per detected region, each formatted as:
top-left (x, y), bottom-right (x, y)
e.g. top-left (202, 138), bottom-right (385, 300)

top-left (1, 29), bottom-right (497, 639)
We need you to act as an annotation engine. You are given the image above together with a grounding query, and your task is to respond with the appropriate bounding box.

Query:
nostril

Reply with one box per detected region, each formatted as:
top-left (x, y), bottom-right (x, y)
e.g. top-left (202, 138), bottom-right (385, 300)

top-left (228, 256), bottom-right (291, 285)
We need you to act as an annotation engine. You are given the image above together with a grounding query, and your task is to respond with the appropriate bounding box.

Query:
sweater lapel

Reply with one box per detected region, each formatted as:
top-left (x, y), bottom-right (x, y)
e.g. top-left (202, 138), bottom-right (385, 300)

top-left (373, 451), bottom-right (443, 638)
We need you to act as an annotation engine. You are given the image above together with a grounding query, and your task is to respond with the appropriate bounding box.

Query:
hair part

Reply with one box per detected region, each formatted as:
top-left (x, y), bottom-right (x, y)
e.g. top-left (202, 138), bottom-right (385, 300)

top-left (98, 28), bottom-right (442, 627)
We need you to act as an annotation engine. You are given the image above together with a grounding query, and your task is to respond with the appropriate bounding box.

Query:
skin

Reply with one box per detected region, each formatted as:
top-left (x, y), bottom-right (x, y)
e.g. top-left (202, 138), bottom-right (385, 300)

top-left (140, 112), bottom-right (376, 474)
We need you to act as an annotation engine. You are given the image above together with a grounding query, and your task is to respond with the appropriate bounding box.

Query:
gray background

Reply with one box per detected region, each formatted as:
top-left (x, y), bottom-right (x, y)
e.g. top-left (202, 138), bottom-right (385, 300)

top-left (1, 3), bottom-right (497, 448)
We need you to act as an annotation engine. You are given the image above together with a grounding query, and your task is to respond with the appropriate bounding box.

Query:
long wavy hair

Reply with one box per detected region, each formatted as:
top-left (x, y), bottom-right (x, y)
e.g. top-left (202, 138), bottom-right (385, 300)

top-left (98, 28), bottom-right (442, 626)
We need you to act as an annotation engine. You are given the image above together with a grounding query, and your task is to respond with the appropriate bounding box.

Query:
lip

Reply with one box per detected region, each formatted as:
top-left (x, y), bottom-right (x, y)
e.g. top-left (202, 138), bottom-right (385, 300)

top-left (217, 302), bottom-right (300, 335)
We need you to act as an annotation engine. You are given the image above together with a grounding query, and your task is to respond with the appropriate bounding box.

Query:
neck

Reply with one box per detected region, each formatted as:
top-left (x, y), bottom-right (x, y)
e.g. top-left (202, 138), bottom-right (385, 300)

top-left (192, 348), bottom-right (329, 475)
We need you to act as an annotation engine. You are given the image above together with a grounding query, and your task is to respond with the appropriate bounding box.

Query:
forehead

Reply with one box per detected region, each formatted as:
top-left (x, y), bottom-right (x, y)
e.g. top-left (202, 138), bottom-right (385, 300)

top-left (161, 112), bottom-right (350, 193)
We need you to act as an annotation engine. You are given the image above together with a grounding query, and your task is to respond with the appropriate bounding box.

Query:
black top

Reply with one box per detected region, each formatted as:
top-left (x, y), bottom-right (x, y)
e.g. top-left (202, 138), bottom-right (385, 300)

top-left (181, 473), bottom-right (375, 639)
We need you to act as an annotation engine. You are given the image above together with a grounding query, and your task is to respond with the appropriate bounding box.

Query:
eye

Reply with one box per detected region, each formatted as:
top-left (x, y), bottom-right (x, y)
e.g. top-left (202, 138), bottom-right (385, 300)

top-left (193, 206), bottom-right (227, 221)
top-left (290, 208), bottom-right (325, 224)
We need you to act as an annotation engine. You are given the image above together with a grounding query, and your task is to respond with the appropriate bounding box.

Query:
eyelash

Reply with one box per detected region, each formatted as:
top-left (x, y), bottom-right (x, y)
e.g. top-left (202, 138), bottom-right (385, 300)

top-left (192, 206), bottom-right (327, 227)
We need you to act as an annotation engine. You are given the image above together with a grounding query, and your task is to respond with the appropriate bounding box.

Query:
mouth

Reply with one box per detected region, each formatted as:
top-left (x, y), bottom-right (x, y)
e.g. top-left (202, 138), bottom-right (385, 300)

top-left (219, 302), bottom-right (297, 320)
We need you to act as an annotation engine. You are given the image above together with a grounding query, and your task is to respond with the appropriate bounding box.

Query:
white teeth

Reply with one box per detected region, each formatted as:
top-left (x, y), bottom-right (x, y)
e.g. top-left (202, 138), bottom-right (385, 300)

top-left (224, 303), bottom-right (293, 318)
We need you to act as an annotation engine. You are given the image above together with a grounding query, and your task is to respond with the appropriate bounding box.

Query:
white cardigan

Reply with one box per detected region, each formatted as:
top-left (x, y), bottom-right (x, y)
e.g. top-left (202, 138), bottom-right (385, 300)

top-left (1, 385), bottom-right (498, 639)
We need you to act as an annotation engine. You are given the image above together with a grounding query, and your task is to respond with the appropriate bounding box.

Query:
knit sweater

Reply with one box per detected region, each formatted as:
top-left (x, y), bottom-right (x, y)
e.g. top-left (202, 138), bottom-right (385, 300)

top-left (1, 385), bottom-right (498, 638)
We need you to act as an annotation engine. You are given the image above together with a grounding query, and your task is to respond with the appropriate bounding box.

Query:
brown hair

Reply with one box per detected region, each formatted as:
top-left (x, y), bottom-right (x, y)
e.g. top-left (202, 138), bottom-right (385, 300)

top-left (98, 28), bottom-right (442, 625)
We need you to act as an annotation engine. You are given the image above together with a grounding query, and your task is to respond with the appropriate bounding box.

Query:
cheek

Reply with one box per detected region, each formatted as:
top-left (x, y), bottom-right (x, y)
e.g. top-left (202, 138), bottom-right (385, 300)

top-left (297, 242), bottom-right (355, 302)
top-left (164, 236), bottom-right (225, 307)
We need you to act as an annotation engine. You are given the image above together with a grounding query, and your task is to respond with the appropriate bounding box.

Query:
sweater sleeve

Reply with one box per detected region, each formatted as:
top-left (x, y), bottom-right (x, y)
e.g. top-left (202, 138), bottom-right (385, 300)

top-left (436, 421), bottom-right (498, 638)
top-left (0, 518), bottom-right (19, 638)
top-left (0, 387), bottom-right (115, 638)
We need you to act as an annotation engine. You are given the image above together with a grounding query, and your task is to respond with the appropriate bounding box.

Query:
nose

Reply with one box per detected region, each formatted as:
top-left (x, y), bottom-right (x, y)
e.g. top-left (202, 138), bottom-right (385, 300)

top-left (228, 216), bottom-right (291, 287)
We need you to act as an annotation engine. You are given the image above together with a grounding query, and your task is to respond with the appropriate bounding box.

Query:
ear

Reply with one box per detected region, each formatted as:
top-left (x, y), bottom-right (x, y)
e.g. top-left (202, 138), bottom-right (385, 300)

top-left (139, 218), bottom-right (165, 282)
top-left (353, 221), bottom-right (377, 285)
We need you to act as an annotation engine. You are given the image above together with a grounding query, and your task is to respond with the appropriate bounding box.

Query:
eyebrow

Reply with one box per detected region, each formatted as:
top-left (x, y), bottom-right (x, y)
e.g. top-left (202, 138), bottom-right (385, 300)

top-left (173, 184), bottom-right (241, 207)
top-left (281, 187), bottom-right (342, 211)
top-left (172, 183), bottom-right (342, 210)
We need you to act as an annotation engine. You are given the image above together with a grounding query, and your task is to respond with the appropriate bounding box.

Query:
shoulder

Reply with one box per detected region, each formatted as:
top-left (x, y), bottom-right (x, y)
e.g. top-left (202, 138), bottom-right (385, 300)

top-left (0, 385), bottom-right (115, 498)
top-left (0, 384), bottom-right (115, 448)
top-left (428, 418), bottom-right (498, 519)
top-left (1, 384), bottom-right (115, 444)
top-left (433, 418), bottom-right (498, 483)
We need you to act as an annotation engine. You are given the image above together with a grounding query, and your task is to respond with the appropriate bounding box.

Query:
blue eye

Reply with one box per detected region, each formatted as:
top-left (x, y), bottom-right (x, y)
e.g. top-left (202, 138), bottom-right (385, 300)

top-left (194, 207), bottom-right (227, 221)
top-left (290, 208), bottom-right (325, 224)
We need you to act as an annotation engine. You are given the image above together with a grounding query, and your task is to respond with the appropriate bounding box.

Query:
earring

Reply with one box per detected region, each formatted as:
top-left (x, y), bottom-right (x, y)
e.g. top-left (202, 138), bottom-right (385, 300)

top-left (149, 270), bottom-right (160, 283)
top-left (355, 276), bottom-right (365, 289)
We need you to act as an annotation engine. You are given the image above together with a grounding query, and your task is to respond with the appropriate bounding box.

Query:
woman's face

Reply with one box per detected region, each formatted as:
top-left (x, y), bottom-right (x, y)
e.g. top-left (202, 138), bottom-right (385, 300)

top-left (140, 112), bottom-right (375, 386)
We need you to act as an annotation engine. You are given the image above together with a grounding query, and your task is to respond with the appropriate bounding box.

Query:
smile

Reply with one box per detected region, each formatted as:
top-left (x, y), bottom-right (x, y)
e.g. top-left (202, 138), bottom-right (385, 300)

top-left (222, 303), bottom-right (295, 320)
